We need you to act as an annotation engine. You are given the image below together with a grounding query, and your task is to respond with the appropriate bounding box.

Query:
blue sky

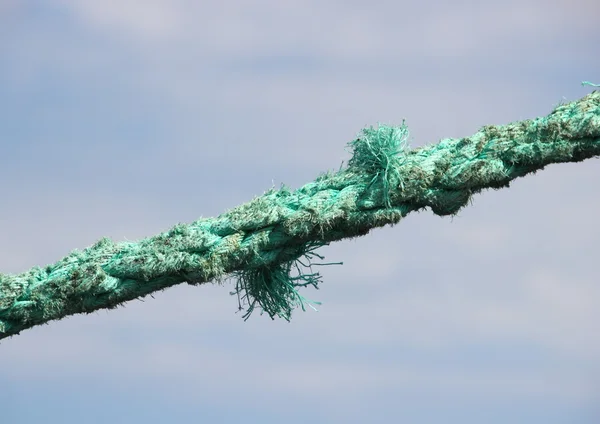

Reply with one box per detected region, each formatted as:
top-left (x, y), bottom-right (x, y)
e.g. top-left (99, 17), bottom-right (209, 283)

top-left (1, 1), bottom-right (599, 423)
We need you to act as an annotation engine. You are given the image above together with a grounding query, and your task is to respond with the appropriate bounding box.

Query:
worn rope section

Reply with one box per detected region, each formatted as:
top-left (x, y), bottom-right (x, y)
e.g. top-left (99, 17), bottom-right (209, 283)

top-left (1, 90), bottom-right (599, 340)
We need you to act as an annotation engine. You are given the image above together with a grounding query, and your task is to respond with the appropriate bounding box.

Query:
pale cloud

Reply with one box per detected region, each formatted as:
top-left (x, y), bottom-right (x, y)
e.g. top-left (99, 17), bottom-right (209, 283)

top-left (58, 0), bottom-right (186, 41)
top-left (3, 300), bottom-right (596, 406)
top-left (315, 269), bottom-right (600, 360)
top-left (53, 0), bottom-right (599, 61)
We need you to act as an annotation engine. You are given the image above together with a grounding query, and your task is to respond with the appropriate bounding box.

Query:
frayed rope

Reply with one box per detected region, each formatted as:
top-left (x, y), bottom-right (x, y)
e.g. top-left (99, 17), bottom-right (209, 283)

top-left (1, 88), bottom-right (599, 339)
top-left (231, 244), bottom-right (342, 321)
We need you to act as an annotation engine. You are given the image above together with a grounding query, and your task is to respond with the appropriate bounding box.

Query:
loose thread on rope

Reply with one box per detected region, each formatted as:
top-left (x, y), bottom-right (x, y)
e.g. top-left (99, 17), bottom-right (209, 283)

top-left (231, 244), bottom-right (330, 321)
top-left (0, 88), bottom-right (599, 340)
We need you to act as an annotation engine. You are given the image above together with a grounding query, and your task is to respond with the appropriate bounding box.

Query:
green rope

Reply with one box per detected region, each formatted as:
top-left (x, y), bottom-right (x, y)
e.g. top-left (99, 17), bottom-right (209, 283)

top-left (582, 81), bottom-right (600, 87)
top-left (1, 90), bottom-right (599, 340)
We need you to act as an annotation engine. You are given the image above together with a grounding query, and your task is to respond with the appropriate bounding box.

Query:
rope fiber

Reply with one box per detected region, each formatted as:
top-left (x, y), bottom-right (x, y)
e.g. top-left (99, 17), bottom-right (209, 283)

top-left (1, 90), bottom-right (599, 340)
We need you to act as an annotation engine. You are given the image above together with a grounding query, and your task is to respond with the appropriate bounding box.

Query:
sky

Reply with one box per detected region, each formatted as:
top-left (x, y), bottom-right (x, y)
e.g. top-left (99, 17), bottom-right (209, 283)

top-left (0, 1), bottom-right (599, 423)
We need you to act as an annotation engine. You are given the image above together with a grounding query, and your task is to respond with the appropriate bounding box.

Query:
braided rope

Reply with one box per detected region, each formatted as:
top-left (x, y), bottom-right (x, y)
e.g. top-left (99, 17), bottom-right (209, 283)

top-left (1, 90), bottom-right (599, 340)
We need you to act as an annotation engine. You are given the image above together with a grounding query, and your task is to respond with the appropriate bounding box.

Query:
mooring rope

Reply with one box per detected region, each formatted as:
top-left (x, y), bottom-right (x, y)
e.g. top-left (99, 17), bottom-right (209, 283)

top-left (1, 90), bottom-right (598, 340)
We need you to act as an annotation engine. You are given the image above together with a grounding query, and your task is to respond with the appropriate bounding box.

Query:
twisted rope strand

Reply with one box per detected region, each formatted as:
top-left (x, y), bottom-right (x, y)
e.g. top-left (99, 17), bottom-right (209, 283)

top-left (1, 91), bottom-right (599, 340)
